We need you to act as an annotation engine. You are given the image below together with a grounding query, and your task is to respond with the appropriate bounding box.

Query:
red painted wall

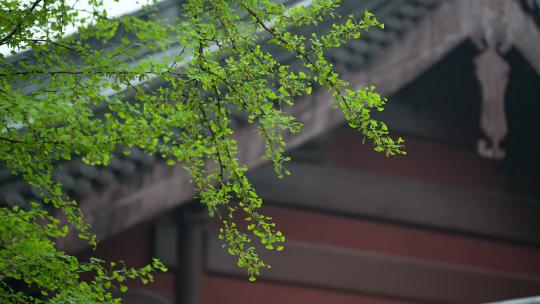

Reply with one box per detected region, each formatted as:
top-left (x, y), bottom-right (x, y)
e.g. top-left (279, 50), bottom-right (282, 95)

top-left (201, 204), bottom-right (540, 304)
top-left (77, 222), bottom-right (174, 297)
top-left (201, 275), bottom-right (422, 304)
top-left (79, 129), bottom-right (540, 303)
top-left (261, 206), bottom-right (540, 276)
top-left (325, 128), bottom-right (504, 190)
top-left (201, 130), bottom-right (539, 304)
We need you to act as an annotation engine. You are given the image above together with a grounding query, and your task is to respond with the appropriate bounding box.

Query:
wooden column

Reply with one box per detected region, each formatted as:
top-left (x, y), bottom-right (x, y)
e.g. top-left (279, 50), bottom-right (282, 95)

top-left (175, 205), bottom-right (206, 304)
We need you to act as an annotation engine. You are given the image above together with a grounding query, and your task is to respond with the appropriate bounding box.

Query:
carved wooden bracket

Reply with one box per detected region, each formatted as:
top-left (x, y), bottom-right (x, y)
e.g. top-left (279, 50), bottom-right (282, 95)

top-left (474, 47), bottom-right (510, 160)
top-left (472, 0), bottom-right (513, 160)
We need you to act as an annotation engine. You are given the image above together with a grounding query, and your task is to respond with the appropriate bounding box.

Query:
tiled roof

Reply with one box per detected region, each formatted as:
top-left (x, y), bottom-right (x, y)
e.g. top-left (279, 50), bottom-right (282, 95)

top-left (0, 0), bottom-right (443, 207)
top-left (0, 149), bottom-right (155, 207)
top-left (277, 0), bottom-right (442, 73)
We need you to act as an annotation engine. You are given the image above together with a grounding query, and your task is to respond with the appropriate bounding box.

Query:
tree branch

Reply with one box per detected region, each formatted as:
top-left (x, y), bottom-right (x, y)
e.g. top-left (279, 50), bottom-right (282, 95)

top-left (0, 0), bottom-right (44, 46)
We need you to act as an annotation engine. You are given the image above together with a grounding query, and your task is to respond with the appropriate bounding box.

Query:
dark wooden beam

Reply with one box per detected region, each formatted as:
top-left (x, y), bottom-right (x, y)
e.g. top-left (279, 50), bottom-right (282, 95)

top-left (206, 236), bottom-right (540, 304)
top-left (248, 162), bottom-right (540, 245)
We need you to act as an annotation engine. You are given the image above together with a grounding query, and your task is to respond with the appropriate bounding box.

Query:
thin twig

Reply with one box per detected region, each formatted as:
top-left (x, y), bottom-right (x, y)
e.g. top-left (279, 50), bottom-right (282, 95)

top-left (0, 0), bottom-right (44, 46)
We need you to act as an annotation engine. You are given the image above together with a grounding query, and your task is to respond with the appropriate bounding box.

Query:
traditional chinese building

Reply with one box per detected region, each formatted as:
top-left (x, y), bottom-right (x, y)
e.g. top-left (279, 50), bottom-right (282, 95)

top-left (3, 0), bottom-right (540, 303)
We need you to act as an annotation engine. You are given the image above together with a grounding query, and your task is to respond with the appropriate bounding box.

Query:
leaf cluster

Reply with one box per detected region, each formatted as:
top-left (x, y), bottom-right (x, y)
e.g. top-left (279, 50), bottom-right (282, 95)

top-left (0, 0), bottom-right (404, 301)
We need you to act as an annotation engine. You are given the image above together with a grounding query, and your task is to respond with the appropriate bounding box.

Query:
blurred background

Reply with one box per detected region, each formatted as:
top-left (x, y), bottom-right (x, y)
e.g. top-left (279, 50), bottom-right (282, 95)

top-left (4, 0), bottom-right (540, 303)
